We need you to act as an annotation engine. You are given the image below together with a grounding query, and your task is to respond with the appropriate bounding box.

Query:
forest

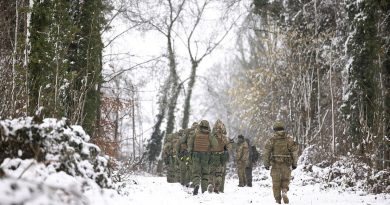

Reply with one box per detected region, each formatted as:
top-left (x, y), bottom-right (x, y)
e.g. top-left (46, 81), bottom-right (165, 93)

top-left (0, 0), bottom-right (389, 204)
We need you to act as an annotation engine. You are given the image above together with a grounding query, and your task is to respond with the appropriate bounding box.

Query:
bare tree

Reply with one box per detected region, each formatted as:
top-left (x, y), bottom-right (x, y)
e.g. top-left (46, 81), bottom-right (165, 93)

top-left (123, 0), bottom-right (187, 162)
top-left (180, 0), bottom-right (240, 129)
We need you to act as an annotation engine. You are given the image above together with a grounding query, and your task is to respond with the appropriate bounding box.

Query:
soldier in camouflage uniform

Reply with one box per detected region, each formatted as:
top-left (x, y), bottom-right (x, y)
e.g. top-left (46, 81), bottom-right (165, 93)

top-left (245, 138), bottom-right (259, 187)
top-left (263, 121), bottom-right (298, 204)
top-left (171, 131), bottom-right (181, 183)
top-left (209, 119), bottom-right (232, 193)
top-left (176, 128), bottom-right (192, 186)
top-left (187, 120), bottom-right (218, 195)
top-left (236, 134), bottom-right (249, 187)
top-left (162, 134), bottom-right (175, 183)
top-left (186, 122), bottom-right (198, 187)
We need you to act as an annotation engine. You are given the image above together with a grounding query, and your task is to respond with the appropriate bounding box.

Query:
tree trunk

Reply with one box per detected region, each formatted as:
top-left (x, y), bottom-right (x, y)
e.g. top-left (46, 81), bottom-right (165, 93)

top-left (165, 31), bottom-right (180, 134)
top-left (182, 62), bottom-right (197, 129)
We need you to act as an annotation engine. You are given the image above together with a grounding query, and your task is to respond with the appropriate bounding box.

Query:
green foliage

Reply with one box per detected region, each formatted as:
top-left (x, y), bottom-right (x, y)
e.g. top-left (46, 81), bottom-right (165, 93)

top-left (343, 0), bottom-right (382, 151)
top-left (28, 0), bottom-right (110, 137)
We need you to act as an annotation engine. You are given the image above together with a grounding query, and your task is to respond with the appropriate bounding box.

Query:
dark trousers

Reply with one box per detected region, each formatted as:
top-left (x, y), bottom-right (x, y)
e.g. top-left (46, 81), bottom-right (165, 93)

top-left (245, 166), bottom-right (253, 186)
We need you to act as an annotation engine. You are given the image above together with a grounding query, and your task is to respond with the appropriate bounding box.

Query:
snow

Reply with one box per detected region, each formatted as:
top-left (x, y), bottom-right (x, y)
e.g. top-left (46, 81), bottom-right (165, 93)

top-left (0, 117), bottom-right (112, 188)
top-left (105, 171), bottom-right (389, 205)
top-left (1, 119), bottom-right (389, 204)
top-left (1, 159), bottom-right (388, 205)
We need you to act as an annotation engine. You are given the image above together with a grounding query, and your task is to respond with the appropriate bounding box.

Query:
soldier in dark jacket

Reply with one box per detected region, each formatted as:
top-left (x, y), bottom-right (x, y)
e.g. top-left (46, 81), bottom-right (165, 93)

top-left (245, 138), bottom-right (259, 187)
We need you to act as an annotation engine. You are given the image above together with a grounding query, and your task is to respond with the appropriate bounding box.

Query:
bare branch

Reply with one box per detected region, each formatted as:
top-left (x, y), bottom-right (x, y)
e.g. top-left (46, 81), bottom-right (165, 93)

top-left (103, 56), bottom-right (162, 83)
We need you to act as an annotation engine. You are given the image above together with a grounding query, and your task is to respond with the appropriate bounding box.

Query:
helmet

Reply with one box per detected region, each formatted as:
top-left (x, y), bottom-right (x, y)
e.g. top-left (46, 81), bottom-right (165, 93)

top-left (198, 120), bottom-right (210, 132)
top-left (214, 119), bottom-right (225, 131)
top-left (165, 134), bottom-right (173, 142)
top-left (191, 122), bottom-right (198, 129)
top-left (199, 120), bottom-right (210, 129)
top-left (273, 121), bottom-right (285, 131)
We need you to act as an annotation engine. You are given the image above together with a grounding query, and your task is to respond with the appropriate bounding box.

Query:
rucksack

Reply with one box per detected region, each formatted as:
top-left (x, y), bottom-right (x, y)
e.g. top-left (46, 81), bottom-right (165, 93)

top-left (251, 146), bottom-right (259, 163)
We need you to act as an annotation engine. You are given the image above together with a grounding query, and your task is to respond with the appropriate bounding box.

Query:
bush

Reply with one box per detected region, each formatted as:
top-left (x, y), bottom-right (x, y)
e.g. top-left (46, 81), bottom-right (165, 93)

top-left (297, 145), bottom-right (390, 194)
top-left (0, 117), bottom-right (112, 188)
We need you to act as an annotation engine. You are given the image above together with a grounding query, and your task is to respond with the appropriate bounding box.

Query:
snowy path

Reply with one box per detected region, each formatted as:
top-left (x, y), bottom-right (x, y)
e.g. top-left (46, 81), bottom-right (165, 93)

top-left (89, 174), bottom-right (389, 205)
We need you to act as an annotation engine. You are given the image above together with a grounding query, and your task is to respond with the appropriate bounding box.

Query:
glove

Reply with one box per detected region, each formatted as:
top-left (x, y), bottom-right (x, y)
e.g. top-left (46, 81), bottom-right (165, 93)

top-left (292, 165), bottom-right (297, 170)
top-left (182, 150), bottom-right (189, 157)
top-left (265, 166), bottom-right (270, 170)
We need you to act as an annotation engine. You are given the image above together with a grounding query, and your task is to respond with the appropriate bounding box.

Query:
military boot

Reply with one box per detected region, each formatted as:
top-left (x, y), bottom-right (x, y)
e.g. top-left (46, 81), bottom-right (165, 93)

top-left (213, 187), bottom-right (219, 194)
top-left (281, 189), bottom-right (289, 204)
top-left (275, 196), bottom-right (282, 204)
top-left (193, 185), bottom-right (199, 195)
top-left (207, 184), bottom-right (214, 193)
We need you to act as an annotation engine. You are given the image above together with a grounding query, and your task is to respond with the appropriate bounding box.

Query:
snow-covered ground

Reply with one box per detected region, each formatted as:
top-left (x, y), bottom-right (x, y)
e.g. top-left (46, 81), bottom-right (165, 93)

top-left (112, 171), bottom-right (389, 205)
top-left (1, 164), bottom-right (389, 205)
top-left (0, 117), bottom-right (388, 205)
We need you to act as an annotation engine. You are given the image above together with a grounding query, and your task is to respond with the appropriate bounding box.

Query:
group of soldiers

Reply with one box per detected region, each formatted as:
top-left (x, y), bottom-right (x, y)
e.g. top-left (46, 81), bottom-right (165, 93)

top-left (162, 119), bottom-right (231, 194)
top-left (162, 119), bottom-right (298, 204)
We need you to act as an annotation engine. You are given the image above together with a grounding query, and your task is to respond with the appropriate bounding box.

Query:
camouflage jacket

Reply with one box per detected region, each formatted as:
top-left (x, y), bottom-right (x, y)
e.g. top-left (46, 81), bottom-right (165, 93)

top-left (171, 132), bottom-right (180, 157)
top-left (163, 137), bottom-right (173, 160)
top-left (263, 131), bottom-right (298, 167)
top-left (236, 140), bottom-right (249, 164)
top-left (175, 129), bottom-right (189, 154)
top-left (211, 119), bottom-right (232, 152)
top-left (211, 130), bottom-right (232, 152)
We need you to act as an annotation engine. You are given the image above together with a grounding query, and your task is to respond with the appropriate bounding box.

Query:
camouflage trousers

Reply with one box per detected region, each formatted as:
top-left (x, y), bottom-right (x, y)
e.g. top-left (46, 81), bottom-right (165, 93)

top-left (220, 165), bottom-right (226, 192)
top-left (179, 158), bottom-right (191, 185)
top-left (237, 161), bottom-right (246, 186)
top-left (174, 157), bottom-right (181, 182)
top-left (209, 153), bottom-right (225, 192)
top-left (191, 152), bottom-right (210, 193)
top-left (270, 162), bottom-right (291, 203)
top-left (166, 157), bottom-right (176, 183)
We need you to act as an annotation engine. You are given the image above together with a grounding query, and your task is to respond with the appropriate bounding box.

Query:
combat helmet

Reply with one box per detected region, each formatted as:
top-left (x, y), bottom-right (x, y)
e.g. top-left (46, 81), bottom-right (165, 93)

top-left (178, 129), bottom-right (184, 136)
top-left (165, 133), bottom-right (173, 143)
top-left (213, 119), bottom-right (225, 131)
top-left (191, 122), bottom-right (198, 129)
top-left (273, 121), bottom-right (285, 131)
top-left (198, 120), bottom-right (210, 132)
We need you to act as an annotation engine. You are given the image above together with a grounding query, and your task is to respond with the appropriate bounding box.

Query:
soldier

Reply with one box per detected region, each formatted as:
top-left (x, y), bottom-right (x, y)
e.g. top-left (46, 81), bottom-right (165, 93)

top-left (171, 131), bottom-right (181, 183)
top-left (162, 133), bottom-right (175, 183)
top-left (176, 128), bottom-right (191, 186)
top-left (187, 120), bottom-right (218, 195)
top-left (209, 119), bottom-right (232, 193)
top-left (236, 134), bottom-right (249, 187)
top-left (245, 138), bottom-right (259, 187)
top-left (186, 122), bottom-right (198, 187)
top-left (263, 121), bottom-right (298, 204)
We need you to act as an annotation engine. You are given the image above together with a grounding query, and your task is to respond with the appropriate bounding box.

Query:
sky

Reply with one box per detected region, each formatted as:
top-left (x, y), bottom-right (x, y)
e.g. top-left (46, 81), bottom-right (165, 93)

top-left (101, 0), bottom-right (251, 155)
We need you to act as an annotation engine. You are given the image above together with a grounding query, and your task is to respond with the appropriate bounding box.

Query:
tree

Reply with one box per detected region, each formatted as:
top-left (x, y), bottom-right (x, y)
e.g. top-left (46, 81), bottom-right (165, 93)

top-left (28, 0), bottom-right (108, 137)
top-left (123, 0), bottom-right (186, 163)
top-left (0, 0), bottom-right (29, 118)
top-left (180, 0), bottom-right (238, 129)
